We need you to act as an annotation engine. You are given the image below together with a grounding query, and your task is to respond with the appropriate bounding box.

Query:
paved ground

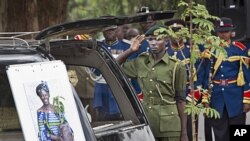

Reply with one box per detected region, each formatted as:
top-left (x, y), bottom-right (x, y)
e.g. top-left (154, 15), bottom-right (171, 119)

top-left (197, 112), bottom-right (250, 141)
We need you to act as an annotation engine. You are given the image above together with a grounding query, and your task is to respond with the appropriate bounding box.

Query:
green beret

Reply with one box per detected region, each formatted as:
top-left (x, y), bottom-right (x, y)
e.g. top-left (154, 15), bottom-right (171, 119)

top-left (145, 25), bottom-right (167, 36)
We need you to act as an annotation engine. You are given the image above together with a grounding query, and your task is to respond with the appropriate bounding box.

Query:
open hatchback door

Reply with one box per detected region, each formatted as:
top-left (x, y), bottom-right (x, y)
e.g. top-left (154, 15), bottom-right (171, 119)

top-left (0, 10), bottom-right (175, 141)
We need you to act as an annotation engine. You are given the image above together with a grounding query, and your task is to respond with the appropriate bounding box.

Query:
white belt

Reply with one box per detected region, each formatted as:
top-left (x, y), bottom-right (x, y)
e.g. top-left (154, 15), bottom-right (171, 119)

top-left (95, 76), bottom-right (107, 84)
top-left (85, 67), bottom-right (107, 84)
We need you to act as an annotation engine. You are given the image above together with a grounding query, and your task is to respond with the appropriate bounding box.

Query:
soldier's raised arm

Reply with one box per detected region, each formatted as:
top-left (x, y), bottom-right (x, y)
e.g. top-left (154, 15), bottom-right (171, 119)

top-left (116, 35), bottom-right (145, 64)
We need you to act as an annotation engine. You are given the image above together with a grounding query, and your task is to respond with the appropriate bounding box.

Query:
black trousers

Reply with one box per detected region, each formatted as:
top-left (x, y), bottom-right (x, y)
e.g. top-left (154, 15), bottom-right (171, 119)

top-left (206, 107), bottom-right (246, 141)
top-left (204, 116), bottom-right (213, 141)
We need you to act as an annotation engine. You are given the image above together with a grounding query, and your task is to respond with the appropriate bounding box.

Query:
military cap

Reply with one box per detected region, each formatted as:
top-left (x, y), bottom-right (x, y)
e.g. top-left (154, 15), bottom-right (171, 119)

top-left (136, 7), bottom-right (156, 13)
top-left (164, 19), bottom-right (186, 32)
top-left (214, 17), bottom-right (235, 32)
top-left (165, 19), bottom-right (185, 27)
top-left (145, 24), bottom-right (167, 36)
top-left (102, 25), bottom-right (118, 32)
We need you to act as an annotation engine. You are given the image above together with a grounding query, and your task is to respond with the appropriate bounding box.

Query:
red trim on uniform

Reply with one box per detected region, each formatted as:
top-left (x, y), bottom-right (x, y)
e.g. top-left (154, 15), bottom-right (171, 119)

top-left (233, 41), bottom-right (246, 51)
top-left (244, 90), bottom-right (250, 98)
top-left (188, 90), bottom-right (200, 101)
top-left (137, 93), bottom-right (143, 101)
top-left (74, 35), bottom-right (81, 40)
top-left (220, 24), bottom-right (233, 27)
top-left (194, 90), bottom-right (201, 100)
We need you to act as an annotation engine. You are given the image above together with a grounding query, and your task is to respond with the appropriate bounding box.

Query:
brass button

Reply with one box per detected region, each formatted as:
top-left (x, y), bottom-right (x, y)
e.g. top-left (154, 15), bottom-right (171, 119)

top-left (150, 79), bottom-right (153, 82)
top-left (152, 68), bottom-right (155, 71)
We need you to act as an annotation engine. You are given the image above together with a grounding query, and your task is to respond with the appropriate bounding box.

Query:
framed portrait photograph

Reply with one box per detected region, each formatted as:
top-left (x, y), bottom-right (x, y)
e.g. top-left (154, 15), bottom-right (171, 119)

top-left (7, 60), bottom-right (85, 141)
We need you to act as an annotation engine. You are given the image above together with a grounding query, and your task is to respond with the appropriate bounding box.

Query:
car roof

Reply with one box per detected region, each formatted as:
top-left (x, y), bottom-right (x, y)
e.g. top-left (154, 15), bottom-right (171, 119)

top-left (0, 34), bottom-right (51, 69)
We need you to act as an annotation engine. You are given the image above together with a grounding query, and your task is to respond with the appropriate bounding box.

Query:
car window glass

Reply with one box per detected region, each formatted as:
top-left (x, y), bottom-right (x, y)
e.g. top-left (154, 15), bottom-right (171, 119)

top-left (67, 66), bottom-right (125, 125)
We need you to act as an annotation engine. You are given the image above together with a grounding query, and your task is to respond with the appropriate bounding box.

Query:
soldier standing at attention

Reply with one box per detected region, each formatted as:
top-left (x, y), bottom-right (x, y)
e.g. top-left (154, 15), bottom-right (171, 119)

top-left (116, 25), bottom-right (189, 141)
top-left (164, 19), bottom-right (206, 141)
top-left (202, 17), bottom-right (250, 141)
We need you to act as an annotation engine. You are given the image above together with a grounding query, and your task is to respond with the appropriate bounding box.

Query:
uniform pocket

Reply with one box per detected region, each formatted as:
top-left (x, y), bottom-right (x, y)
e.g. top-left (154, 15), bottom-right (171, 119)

top-left (156, 77), bottom-right (174, 97)
top-left (159, 105), bottom-right (181, 132)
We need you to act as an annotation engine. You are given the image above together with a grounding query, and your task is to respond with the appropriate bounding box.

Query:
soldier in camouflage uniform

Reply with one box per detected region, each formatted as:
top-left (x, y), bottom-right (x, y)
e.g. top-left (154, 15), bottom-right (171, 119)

top-left (116, 25), bottom-right (188, 141)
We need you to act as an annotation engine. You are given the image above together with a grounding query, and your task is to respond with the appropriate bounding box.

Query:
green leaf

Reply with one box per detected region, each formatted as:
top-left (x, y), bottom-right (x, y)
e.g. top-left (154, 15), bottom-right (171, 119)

top-left (185, 108), bottom-right (192, 115)
top-left (52, 96), bottom-right (65, 115)
top-left (210, 108), bottom-right (214, 118)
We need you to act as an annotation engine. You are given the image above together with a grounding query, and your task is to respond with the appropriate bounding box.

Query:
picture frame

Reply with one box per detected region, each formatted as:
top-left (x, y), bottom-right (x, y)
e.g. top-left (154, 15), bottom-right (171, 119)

top-left (7, 60), bottom-right (85, 141)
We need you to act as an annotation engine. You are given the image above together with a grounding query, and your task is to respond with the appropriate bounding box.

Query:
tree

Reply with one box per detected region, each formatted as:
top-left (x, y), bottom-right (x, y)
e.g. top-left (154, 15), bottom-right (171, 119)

top-left (66, 0), bottom-right (206, 21)
top-left (156, 0), bottom-right (228, 140)
top-left (0, 0), bottom-right (69, 32)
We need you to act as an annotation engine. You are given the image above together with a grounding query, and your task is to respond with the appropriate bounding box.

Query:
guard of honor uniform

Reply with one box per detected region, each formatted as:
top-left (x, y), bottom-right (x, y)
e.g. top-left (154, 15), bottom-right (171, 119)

top-left (93, 38), bottom-right (130, 120)
top-left (165, 19), bottom-right (206, 141)
top-left (202, 17), bottom-right (250, 141)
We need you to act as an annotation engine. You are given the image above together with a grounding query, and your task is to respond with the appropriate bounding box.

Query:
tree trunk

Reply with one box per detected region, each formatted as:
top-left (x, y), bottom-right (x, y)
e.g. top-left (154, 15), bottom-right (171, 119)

top-left (189, 0), bottom-right (197, 140)
top-left (37, 0), bottom-right (69, 30)
top-left (0, 0), bottom-right (68, 32)
top-left (0, 0), bottom-right (7, 31)
top-left (3, 0), bottom-right (38, 32)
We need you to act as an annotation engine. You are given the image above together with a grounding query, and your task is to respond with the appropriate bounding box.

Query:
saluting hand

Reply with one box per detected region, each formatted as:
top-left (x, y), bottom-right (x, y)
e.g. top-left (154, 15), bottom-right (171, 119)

top-left (130, 35), bottom-right (145, 52)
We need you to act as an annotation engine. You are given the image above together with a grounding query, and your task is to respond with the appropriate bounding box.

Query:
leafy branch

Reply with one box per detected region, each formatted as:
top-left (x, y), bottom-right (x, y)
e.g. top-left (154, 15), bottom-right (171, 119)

top-left (184, 102), bottom-right (220, 119)
top-left (156, 1), bottom-right (227, 140)
top-left (53, 96), bottom-right (65, 115)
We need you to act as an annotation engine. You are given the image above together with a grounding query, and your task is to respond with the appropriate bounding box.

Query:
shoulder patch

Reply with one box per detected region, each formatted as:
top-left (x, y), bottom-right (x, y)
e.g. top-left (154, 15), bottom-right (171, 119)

top-left (122, 39), bottom-right (131, 44)
top-left (233, 41), bottom-right (246, 51)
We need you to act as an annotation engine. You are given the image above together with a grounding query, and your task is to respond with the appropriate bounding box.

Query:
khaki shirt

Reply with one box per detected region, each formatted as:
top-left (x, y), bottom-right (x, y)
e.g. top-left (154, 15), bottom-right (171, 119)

top-left (122, 52), bottom-right (187, 137)
top-left (122, 52), bottom-right (187, 102)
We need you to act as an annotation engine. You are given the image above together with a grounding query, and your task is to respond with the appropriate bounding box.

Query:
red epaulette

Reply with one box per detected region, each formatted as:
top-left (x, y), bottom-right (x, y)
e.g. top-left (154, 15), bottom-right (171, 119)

top-left (233, 41), bottom-right (246, 51)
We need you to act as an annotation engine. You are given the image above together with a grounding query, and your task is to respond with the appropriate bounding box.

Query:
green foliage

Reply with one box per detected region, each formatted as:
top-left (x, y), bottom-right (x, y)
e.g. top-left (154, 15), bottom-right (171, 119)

top-left (67, 0), bottom-right (206, 20)
top-left (153, 1), bottom-right (228, 64)
top-left (165, 1), bottom-right (228, 59)
top-left (185, 103), bottom-right (220, 119)
top-left (157, 1), bottom-right (227, 121)
top-left (184, 102), bottom-right (201, 116)
top-left (53, 96), bottom-right (65, 115)
top-left (202, 107), bottom-right (220, 119)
